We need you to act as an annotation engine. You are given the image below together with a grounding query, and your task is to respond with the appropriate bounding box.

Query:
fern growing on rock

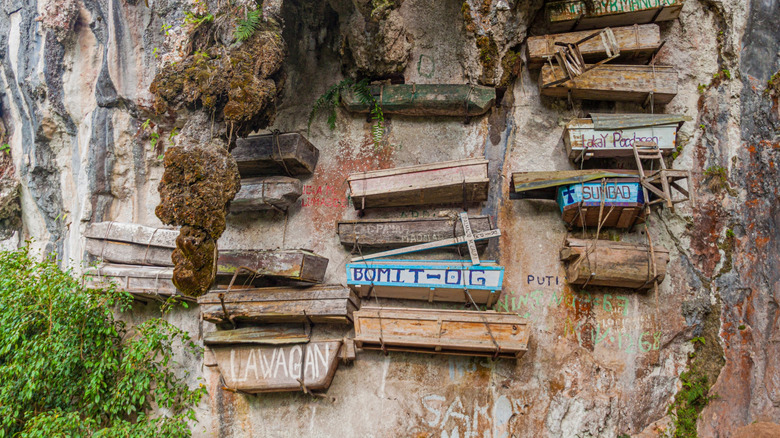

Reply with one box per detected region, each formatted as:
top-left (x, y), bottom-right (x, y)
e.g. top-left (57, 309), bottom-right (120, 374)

top-left (234, 9), bottom-right (262, 42)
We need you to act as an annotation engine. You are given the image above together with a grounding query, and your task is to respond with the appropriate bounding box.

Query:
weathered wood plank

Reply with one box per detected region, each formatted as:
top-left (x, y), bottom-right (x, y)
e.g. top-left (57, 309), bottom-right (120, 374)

top-left (347, 159), bottom-right (489, 209)
top-left (216, 250), bottom-right (328, 283)
top-left (354, 307), bottom-right (529, 359)
top-left (341, 84), bottom-right (495, 117)
top-left (527, 24), bottom-right (661, 69)
top-left (204, 326), bottom-right (309, 345)
top-left (231, 177), bottom-right (303, 212)
top-left (85, 222), bottom-right (178, 247)
top-left (346, 260), bottom-right (503, 305)
top-left (85, 239), bottom-right (173, 266)
top-left (540, 64), bottom-right (678, 103)
top-left (338, 216), bottom-right (493, 250)
top-left (546, 0), bottom-right (684, 32)
top-left (232, 133), bottom-right (319, 177)
top-left (560, 238), bottom-right (669, 289)
top-left (82, 264), bottom-right (191, 301)
top-left (198, 285), bottom-right (360, 325)
top-left (211, 341), bottom-right (344, 393)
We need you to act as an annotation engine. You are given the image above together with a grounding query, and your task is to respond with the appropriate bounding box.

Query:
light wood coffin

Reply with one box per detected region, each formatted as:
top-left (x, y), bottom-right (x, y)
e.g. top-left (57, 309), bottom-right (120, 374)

top-left (82, 263), bottom-right (189, 301)
top-left (337, 216), bottom-right (493, 251)
top-left (232, 133), bottom-right (319, 177)
top-left (346, 259), bottom-right (503, 306)
top-left (560, 238), bottom-right (670, 289)
top-left (341, 84), bottom-right (495, 117)
top-left (527, 24), bottom-right (661, 69)
top-left (354, 307), bottom-right (529, 359)
top-left (216, 250), bottom-right (328, 283)
top-left (546, 0), bottom-right (684, 32)
top-left (540, 64), bottom-right (678, 104)
top-left (198, 285), bottom-right (360, 325)
top-left (563, 114), bottom-right (686, 160)
top-left (557, 178), bottom-right (647, 228)
top-left (347, 158), bottom-right (489, 210)
top-left (204, 325), bottom-right (310, 345)
top-left (231, 176), bottom-right (302, 212)
top-left (210, 340), bottom-right (346, 393)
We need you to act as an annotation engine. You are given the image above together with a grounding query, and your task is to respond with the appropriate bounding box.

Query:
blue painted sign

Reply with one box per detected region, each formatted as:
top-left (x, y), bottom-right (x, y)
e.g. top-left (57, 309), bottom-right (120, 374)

top-left (556, 181), bottom-right (644, 211)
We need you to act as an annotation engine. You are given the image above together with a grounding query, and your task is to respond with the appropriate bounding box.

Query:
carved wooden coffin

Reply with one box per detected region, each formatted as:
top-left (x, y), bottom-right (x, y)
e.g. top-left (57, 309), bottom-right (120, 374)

top-left (546, 0), bottom-right (684, 32)
top-left (342, 84), bottom-right (495, 117)
top-left (82, 263), bottom-right (189, 301)
top-left (337, 216), bottom-right (493, 251)
top-left (354, 307), bottom-right (529, 359)
top-left (210, 340), bottom-right (346, 393)
top-left (346, 260), bottom-right (503, 305)
top-left (560, 238), bottom-right (670, 289)
top-left (347, 158), bottom-right (489, 210)
top-left (232, 133), bottom-right (319, 177)
top-left (563, 114), bottom-right (686, 160)
top-left (540, 64), bottom-right (678, 104)
top-left (557, 179), bottom-right (646, 228)
top-left (231, 176), bottom-right (302, 212)
top-left (527, 24), bottom-right (661, 69)
top-left (198, 285), bottom-right (360, 325)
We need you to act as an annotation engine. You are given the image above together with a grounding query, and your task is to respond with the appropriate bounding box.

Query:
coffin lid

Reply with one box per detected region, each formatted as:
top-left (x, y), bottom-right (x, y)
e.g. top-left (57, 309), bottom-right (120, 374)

top-left (203, 325), bottom-right (310, 345)
top-left (511, 169), bottom-right (639, 199)
top-left (587, 113), bottom-right (691, 130)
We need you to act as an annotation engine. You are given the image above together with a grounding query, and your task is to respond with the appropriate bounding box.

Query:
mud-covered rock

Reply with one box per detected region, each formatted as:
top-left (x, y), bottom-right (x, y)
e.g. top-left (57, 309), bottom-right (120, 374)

top-left (171, 225), bottom-right (217, 296)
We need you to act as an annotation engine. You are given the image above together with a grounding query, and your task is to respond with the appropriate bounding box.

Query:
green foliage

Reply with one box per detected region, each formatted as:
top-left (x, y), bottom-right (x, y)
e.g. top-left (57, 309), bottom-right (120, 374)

top-left (184, 11), bottom-right (214, 27)
top-left (721, 69), bottom-right (731, 79)
top-left (234, 10), bottom-right (262, 42)
top-left (697, 83), bottom-right (707, 94)
top-left (690, 336), bottom-right (706, 345)
top-left (725, 228), bottom-right (735, 238)
top-left (738, 324), bottom-right (746, 330)
top-left (308, 78), bottom-right (387, 150)
top-left (667, 369), bottom-right (714, 437)
top-left (0, 143), bottom-right (9, 154)
top-left (0, 246), bottom-right (206, 437)
top-left (704, 165), bottom-right (728, 183)
top-left (161, 22), bottom-right (172, 36)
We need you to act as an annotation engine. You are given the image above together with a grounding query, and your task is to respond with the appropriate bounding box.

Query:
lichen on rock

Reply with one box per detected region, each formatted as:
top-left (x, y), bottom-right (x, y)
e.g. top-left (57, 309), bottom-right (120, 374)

top-left (0, 149), bottom-right (21, 240)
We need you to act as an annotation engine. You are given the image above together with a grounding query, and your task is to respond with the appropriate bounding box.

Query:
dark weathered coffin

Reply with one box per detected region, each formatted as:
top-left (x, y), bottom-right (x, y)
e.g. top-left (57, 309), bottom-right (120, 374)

top-left (527, 24), bottom-right (661, 69)
top-left (347, 158), bottom-right (489, 210)
top-left (354, 307), bottom-right (529, 359)
top-left (211, 340), bottom-right (345, 393)
top-left (337, 216), bottom-right (492, 251)
top-left (346, 259), bottom-right (503, 306)
top-left (558, 178), bottom-right (647, 228)
top-left (510, 169), bottom-right (640, 199)
top-left (82, 263), bottom-right (190, 301)
top-left (546, 0), bottom-right (684, 32)
top-left (232, 133), bottom-right (319, 177)
top-left (560, 238), bottom-right (669, 289)
top-left (204, 325), bottom-right (310, 345)
top-left (231, 177), bottom-right (302, 212)
top-left (341, 84), bottom-right (495, 117)
top-left (563, 114), bottom-right (686, 160)
top-left (217, 250), bottom-right (328, 283)
top-left (198, 285), bottom-right (360, 325)
top-left (540, 64), bottom-right (678, 104)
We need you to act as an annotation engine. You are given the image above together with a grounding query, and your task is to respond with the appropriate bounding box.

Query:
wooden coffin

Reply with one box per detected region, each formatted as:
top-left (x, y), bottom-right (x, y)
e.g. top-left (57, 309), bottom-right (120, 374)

top-left (546, 0), bottom-right (684, 32)
top-left (232, 133), bottom-right (319, 177)
top-left (557, 178), bottom-right (647, 228)
top-left (217, 249), bottom-right (328, 283)
top-left (560, 238), bottom-right (670, 289)
top-left (564, 114), bottom-right (686, 160)
top-left (210, 340), bottom-right (345, 393)
top-left (540, 64), bottom-right (678, 104)
top-left (527, 24), bottom-right (661, 69)
top-left (347, 158), bottom-right (489, 210)
top-left (342, 84), bottom-right (495, 117)
top-left (204, 325), bottom-right (310, 345)
top-left (337, 216), bottom-right (493, 251)
top-left (231, 177), bottom-right (302, 212)
top-left (346, 259), bottom-right (503, 306)
top-left (354, 307), bottom-right (529, 359)
top-left (510, 169), bottom-right (639, 199)
top-left (198, 285), bottom-right (360, 325)
top-left (82, 263), bottom-right (190, 301)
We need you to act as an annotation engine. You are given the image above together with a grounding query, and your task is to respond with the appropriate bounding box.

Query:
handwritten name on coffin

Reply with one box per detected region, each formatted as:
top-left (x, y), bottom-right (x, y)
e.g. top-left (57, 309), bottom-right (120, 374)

top-left (557, 182), bottom-right (644, 210)
top-left (571, 127), bottom-right (677, 150)
top-left (347, 264), bottom-right (503, 290)
top-left (214, 341), bottom-right (341, 393)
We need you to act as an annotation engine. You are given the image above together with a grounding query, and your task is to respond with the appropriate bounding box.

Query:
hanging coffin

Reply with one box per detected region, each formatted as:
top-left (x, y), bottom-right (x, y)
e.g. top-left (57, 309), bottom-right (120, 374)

top-left (545, 0), bottom-right (684, 32)
top-left (564, 113), bottom-right (688, 161)
top-left (354, 307), bottom-right (529, 359)
top-left (346, 260), bottom-right (503, 306)
top-left (230, 176), bottom-right (302, 212)
top-left (560, 238), bottom-right (670, 289)
top-left (216, 250), bottom-right (328, 283)
top-left (232, 133), bottom-right (319, 177)
top-left (527, 24), bottom-right (661, 69)
top-left (198, 285), bottom-right (360, 325)
top-left (82, 263), bottom-right (189, 301)
top-left (209, 339), bottom-right (350, 393)
top-left (540, 64), bottom-right (678, 104)
top-left (347, 158), bottom-right (489, 210)
top-left (337, 216), bottom-right (493, 251)
top-left (341, 84), bottom-right (496, 117)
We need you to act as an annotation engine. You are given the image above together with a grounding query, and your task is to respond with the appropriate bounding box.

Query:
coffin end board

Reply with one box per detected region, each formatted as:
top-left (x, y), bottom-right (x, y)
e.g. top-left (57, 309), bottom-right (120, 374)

top-left (232, 133), bottom-right (319, 177)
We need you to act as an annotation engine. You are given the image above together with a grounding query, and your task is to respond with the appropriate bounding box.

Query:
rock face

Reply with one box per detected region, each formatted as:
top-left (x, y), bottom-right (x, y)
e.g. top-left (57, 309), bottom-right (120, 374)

top-left (0, 0), bottom-right (778, 436)
top-left (0, 148), bottom-right (20, 240)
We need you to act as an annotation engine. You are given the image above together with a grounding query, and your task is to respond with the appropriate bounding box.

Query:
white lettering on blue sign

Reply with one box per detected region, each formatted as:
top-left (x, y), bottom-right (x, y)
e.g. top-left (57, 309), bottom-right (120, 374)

top-left (557, 182), bottom-right (644, 210)
top-left (346, 262), bottom-right (503, 291)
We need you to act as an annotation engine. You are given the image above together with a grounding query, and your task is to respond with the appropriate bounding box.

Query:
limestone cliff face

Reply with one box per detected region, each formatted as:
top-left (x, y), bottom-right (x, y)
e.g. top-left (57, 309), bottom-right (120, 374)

top-left (0, 0), bottom-right (778, 436)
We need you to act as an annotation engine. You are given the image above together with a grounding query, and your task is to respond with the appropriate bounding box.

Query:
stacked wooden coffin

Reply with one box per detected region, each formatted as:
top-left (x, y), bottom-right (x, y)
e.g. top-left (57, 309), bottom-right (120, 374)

top-left (344, 160), bottom-right (529, 360)
top-left (342, 84), bottom-right (496, 117)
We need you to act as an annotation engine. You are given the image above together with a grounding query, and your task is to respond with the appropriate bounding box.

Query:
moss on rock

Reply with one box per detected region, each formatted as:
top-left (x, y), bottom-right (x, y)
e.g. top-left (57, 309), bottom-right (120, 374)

top-left (499, 47), bottom-right (523, 88)
top-left (477, 34), bottom-right (498, 85)
top-left (171, 225), bottom-right (217, 295)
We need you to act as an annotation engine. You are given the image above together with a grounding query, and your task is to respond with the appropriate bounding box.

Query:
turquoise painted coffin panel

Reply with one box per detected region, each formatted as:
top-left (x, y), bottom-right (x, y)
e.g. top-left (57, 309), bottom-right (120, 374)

top-left (556, 181), bottom-right (644, 212)
top-left (346, 260), bottom-right (504, 292)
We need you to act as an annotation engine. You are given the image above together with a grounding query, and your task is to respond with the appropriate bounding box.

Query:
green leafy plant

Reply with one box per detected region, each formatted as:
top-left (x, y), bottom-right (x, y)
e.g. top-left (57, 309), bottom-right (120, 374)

top-left (697, 83), bottom-right (707, 94)
top-left (721, 69), bottom-right (731, 80)
top-left (0, 246), bottom-right (206, 436)
top-left (667, 368), bottom-right (714, 437)
top-left (184, 11), bottom-right (214, 27)
top-left (0, 143), bottom-right (9, 154)
top-left (725, 228), bottom-right (735, 238)
top-left (234, 9), bottom-right (262, 42)
top-left (161, 22), bottom-right (172, 36)
top-left (690, 336), bottom-right (706, 345)
top-left (152, 47), bottom-right (159, 58)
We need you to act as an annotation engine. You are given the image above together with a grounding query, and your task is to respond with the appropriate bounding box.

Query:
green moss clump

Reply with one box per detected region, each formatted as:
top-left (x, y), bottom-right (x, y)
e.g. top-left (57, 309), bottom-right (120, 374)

top-left (766, 71), bottom-right (780, 97)
top-left (499, 48), bottom-right (523, 88)
top-left (476, 34), bottom-right (498, 85)
top-left (462, 1), bottom-right (476, 33)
